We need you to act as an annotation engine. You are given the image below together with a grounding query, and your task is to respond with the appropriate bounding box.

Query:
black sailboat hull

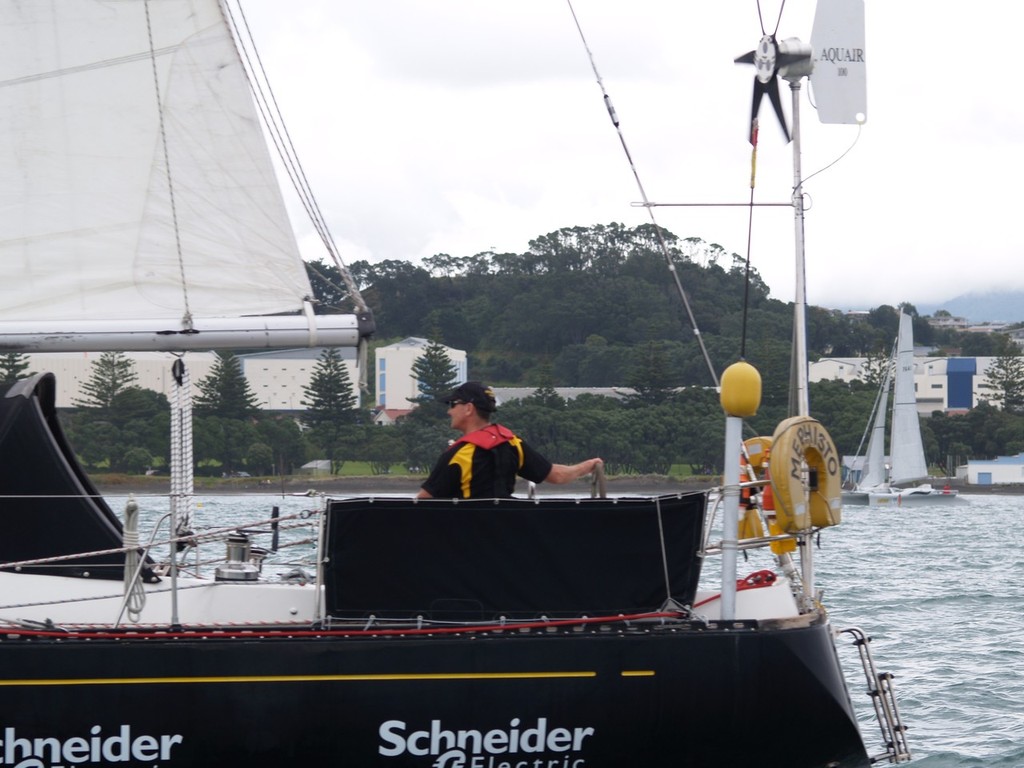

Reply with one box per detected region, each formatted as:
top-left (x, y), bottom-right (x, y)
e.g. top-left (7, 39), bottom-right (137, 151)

top-left (0, 618), bottom-right (868, 767)
top-left (0, 377), bottom-right (870, 767)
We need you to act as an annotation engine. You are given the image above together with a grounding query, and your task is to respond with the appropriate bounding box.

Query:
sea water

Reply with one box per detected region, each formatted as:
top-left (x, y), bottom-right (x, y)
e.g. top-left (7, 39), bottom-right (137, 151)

top-left (112, 491), bottom-right (1024, 766)
top-left (818, 495), bottom-right (1024, 767)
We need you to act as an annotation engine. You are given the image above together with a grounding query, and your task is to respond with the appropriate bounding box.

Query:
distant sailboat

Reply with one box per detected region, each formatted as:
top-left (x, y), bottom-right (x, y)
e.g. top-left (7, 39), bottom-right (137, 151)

top-left (843, 312), bottom-right (961, 506)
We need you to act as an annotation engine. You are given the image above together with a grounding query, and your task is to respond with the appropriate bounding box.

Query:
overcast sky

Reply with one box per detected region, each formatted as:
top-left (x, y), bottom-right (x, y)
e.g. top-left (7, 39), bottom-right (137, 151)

top-left (238, 1), bottom-right (1023, 311)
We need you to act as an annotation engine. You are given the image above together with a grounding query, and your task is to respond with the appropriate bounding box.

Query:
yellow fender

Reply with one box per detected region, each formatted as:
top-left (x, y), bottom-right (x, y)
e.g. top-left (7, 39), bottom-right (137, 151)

top-left (769, 416), bottom-right (842, 532)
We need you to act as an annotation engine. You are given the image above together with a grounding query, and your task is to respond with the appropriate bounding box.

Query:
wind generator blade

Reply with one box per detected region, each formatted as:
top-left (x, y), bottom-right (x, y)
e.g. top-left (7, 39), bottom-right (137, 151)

top-left (810, 0), bottom-right (867, 124)
top-left (748, 79), bottom-right (766, 144)
top-left (763, 76), bottom-right (791, 143)
top-left (737, 37), bottom-right (791, 143)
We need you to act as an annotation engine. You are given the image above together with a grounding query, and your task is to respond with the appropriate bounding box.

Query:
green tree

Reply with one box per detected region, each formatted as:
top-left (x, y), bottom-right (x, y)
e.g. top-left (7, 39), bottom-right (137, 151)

top-left (74, 421), bottom-right (121, 470)
top-left (301, 348), bottom-right (359, 474)
top-left (111, 388), bottom-right (171, 467)
top-left (625, 342), bottom-right (678, 406)
top-left (193, 415), bottom-right (259, 475)
top-left (68, 353), bottom-right (166, 472)
top-left (861, 350), bottom-right (893, 389)
top-left (499, 398), bottom-right (572, 461)
top-left (525, 383), bottom-right (566, 410)
top-left (195, 351), bottom-right (260, 419)
top-left (398, 419), bottom-right (452, 474)
top-left (74, 352), bottom-right (138, 411)
top-left (246, 442), bottom-right (275, 475)
top-left (407, 339), bottom-right (458, 423)
top-left (256, 416), bottom-right (307, 475)
top-left (981, 353), bottom-right (1024, 413)
top-left (0, 352), bottom-right (32, 389)
top-left (122, 447), bottom-right (154, 475)
top-left (363, 424), bottom-right (407, 475)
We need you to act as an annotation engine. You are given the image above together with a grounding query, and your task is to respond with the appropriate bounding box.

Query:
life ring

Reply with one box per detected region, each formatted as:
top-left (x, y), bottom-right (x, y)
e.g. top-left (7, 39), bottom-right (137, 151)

top-left (768, 416), bottom-right (842, 532)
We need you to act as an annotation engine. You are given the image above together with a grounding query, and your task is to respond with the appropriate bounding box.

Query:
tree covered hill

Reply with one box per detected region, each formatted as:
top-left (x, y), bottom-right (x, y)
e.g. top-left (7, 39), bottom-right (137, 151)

top-left (311, 223), bottom-right (1009, 395)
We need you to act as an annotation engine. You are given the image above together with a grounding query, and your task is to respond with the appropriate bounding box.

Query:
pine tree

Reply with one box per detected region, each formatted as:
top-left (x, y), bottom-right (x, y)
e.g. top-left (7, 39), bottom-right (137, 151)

top-left (625, 342), bottom-right (677, 406)
top-left (861, 349), bottom-right (894, 390)
top-left (301, 348), bottom-right (359, 474)
top-left (524, 364), bottom-right (565, 409)
top-left (525, 384), bottom-right (566, 409)
top-left (407, 339), bottom-right (458, 423)
top-left (981, 353), bottom-right (1024, 413)
top-left (0, 352), bottom-right (32, 389)
top-left (74, 352), bottom-right (138, 411)
top-left (195, 351), bottom-right (260, 419)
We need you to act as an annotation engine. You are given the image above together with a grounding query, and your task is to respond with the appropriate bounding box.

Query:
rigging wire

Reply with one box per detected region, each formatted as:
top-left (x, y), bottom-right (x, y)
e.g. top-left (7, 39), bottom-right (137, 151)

top-left (222, 1), bottom-right (371, 394)
top-left (222, 1), bottom-right (368, 316)
top-left (566, 0), bottom-right (719, 388)
top-left (740, 0), bottom-right (787, 362)
top-left (740, 119), bottom-right (761, 360)
top-left (801, 122), bottom-right (862, 187)
top-left (802, 54), bottom-right (866, 190)
top-left (143, 0), bottom-right (191, 329)
top-left (759, 0), bottom-right (787, 37)
top-left (848, 335), bottom-right (898, 479)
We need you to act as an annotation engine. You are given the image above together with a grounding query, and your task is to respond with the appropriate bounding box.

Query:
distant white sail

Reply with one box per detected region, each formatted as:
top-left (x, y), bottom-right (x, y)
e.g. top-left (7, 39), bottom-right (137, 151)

top-left (888, 312), bottom-right (929, 484)
top-left (0, 0), bottom-right (315, 328)
top-left (859, 361), bottom-right (891, 490)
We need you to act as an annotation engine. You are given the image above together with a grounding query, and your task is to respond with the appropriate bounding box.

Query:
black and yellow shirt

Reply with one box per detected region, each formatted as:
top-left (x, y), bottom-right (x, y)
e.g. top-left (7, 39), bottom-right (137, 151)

top-left (420, 424), bottom-right (553, 499)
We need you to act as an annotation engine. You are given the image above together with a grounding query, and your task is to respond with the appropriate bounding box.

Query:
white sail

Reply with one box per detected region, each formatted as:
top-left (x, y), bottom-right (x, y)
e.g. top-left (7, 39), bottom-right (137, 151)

top-left (858, 360), bottom-right (892, 490)
top-left (889, 312), bottom-right (929, 484)
top-left (0, 0), bottom-right (359, 350)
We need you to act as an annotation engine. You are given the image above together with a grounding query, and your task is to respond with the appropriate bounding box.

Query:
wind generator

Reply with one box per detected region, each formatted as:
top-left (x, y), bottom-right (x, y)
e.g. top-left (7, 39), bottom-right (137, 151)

top-left (731, 0), bottom-right (869, 647)
top-left (735, 0), bottom-right (867, 417)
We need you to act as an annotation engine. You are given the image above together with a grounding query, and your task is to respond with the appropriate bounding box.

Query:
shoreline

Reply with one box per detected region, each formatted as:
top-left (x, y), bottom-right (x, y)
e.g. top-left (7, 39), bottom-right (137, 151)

top-left (91, 475), bottom-right (1024, 497)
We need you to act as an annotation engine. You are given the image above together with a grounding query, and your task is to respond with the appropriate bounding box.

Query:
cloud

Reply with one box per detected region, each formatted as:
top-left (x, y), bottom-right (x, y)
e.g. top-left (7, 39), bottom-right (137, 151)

top-left (241, 0), bottom-right (1024, 312)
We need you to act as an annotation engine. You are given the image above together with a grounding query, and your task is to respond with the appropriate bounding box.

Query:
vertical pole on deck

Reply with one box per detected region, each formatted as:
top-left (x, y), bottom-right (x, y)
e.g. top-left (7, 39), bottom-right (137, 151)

top-left (719, 361), bottom-right (761, 622)
top-left (721, 415), bottom-right (742, 621)
top-left (788, 79), bottom-right (814, 601)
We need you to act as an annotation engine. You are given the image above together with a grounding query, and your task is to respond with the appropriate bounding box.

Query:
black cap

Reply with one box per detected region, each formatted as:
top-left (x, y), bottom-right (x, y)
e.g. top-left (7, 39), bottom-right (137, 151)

top-left (441, 381), bottom-right (497, 413)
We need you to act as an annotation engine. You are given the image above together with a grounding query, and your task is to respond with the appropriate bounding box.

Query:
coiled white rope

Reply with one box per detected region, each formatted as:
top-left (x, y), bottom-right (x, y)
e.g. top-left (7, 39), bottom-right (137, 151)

top-left (170, 357), bottom-right (195, 542)
top-left (122, 497), bottom-right (146, 622)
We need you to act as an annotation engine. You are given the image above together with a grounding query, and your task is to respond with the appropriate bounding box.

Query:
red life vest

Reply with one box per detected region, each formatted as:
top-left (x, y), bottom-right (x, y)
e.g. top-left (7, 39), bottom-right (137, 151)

top-left (455, 424), bottom-right (518, 450)
top-left (452, 425), bottom-right (526, 496)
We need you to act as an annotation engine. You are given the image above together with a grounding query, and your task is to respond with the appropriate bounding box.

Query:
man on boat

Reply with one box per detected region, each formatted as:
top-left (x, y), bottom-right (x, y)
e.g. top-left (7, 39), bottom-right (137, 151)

top-left (416, 381), bottom-right (603, 499)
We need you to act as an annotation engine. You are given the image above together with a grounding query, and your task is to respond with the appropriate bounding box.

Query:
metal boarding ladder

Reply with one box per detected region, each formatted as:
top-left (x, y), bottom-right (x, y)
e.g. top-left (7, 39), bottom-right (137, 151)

top-left (838, 627), bottom-right (912, 764)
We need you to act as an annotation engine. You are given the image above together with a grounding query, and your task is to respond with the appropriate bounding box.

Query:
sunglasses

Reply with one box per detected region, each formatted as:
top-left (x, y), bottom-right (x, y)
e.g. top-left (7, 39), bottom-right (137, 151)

top-left (446, 400), bottom-right (466, 409)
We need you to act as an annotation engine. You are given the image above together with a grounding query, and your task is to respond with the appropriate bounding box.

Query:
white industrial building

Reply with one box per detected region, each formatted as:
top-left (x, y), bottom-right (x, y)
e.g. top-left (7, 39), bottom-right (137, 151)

top-left (17, 347), bottom-right (1010, 417)
top-left (374, 338), bottom-right (467, 410)
top-left (963, 455), bottom-right (1024, 486)
top-left (809, 356), bottom-right (1000, 414)
top-left (22, 348), bottom-right (360, 410)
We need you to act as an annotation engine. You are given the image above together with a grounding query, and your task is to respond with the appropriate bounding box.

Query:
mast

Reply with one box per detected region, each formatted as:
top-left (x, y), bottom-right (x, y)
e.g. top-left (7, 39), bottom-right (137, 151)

top-left (789, 77), bottom-right (810, 419)
top-left (779, 49), bottom-right (816, 597)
